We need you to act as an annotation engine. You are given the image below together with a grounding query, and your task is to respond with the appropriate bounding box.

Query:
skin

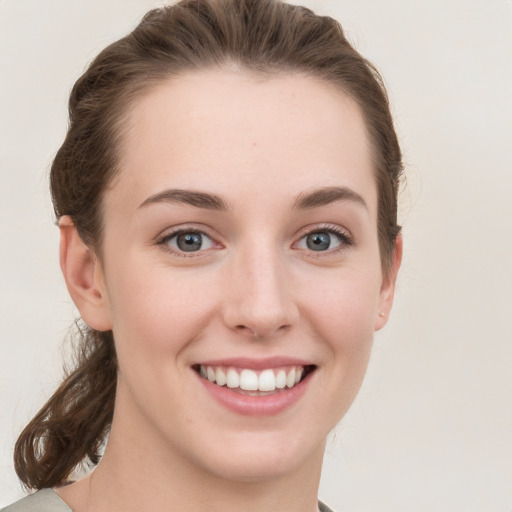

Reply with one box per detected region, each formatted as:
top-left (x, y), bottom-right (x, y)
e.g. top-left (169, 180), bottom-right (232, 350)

top-left (57, 69), bottom-right (401, 512)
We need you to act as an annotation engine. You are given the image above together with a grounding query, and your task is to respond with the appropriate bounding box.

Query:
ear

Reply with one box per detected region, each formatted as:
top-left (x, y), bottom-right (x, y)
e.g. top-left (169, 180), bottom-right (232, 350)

top-left (375, 234), bottom-right (403, 331)
top-left (59, 216), bottom-right (112, 331)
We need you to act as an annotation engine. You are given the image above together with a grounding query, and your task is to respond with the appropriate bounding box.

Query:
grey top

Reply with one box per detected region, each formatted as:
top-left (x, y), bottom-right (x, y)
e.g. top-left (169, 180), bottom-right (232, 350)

top-left (2, 490), bottom-right (70, 512)
top-left (2, 489), bottom-right (336, 512)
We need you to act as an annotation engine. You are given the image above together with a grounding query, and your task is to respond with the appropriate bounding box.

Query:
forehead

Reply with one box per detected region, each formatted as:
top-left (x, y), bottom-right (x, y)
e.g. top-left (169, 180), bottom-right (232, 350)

top-left (110, 69), bottom-right (376, 215)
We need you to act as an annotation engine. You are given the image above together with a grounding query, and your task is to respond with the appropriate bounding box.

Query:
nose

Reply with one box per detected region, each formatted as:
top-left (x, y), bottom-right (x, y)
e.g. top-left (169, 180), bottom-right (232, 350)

top-left (221, 246), bottom-right (299, 339)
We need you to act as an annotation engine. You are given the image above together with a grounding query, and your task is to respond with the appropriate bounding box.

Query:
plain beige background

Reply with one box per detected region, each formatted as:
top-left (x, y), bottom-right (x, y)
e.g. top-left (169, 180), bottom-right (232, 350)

top-left (1, 0), bottom-right (511, 510)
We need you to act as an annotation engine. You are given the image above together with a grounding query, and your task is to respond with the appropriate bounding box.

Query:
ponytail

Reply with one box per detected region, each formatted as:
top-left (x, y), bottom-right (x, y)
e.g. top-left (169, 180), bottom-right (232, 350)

top-left (14, 327), bottom-right (116, 489)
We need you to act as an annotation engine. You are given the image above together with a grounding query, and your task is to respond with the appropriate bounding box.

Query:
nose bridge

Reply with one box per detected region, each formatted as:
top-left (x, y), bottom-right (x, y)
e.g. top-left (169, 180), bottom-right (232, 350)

top-left (223, 237), bottom-right (298, 338)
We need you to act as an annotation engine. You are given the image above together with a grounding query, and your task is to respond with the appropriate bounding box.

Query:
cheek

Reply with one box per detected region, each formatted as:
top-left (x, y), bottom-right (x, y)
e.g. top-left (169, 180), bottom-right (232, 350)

top-left (302, 267), bottom-right (381, 345)
top-left (291, 274), bottom-right (379, 432)
top-left (302, 267), bottom-right (380, 401)
top-left (106, 260), bottom-right (217, 358)
top-left (106, 265), bottom-right (218, 419)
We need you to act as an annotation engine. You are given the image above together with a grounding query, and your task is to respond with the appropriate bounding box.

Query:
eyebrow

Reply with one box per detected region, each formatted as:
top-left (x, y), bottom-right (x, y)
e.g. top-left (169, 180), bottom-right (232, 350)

top-left (138, 189), bottom-right (230, 211)
top-left (292, 186), bottom-right (368, 211)
top-left (138, 185), bottom-right (367, 212)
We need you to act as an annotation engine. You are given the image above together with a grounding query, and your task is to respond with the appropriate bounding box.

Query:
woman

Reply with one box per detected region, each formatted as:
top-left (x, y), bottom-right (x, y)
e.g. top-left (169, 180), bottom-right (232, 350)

top-left (4, 0), bottom-right (402, 510)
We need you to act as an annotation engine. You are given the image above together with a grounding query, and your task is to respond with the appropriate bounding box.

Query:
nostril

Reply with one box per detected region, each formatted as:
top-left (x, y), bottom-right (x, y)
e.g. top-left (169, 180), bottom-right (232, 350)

top-left (234, 323), bottom-right (291, 338)
top-left (235, 324), bottom-right (258, 337)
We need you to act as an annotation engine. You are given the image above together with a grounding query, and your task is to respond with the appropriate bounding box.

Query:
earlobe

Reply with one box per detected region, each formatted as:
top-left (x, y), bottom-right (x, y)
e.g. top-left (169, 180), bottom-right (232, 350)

top-left (375, 234), bottom-right (403, 331)
top-left (59, 216), bottom-right (112, 331)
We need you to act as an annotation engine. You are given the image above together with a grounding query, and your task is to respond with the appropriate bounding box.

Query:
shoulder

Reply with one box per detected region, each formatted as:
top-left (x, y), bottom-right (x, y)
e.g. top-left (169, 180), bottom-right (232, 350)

top-left (1, 489), bottom-right (72, 512)
top-left (318, 500), bottom-right (336, 512)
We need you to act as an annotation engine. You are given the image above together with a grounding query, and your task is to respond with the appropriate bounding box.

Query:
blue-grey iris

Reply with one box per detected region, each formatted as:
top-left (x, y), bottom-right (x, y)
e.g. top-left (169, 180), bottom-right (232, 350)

top-left (306, 232), bottom-right (331, 251)
top-left (177, 232), bottom-right (203, 251)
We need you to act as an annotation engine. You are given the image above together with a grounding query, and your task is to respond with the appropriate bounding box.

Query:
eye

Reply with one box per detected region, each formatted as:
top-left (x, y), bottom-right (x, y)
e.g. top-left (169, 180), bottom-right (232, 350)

top-left (295, 228), bottom-right (351, 252)
top-left (161, 230), bottom-right (215, 253)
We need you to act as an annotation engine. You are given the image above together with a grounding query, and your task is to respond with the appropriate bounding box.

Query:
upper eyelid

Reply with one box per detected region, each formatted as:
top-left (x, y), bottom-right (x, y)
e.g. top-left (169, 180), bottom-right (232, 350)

top-left (295, 223), bottom-right (352, 240)
top-left (156, 224), bottom-right (218, 242)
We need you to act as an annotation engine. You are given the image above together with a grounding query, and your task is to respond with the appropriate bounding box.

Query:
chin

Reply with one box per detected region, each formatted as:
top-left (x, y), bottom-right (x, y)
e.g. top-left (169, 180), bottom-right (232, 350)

top-left (192, 430), bottom-right (326, 483)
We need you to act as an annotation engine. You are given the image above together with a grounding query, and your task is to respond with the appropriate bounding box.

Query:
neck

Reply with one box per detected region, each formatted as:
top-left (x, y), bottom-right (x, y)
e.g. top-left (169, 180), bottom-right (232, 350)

top-left (57, 410), bottom-right (325, 512)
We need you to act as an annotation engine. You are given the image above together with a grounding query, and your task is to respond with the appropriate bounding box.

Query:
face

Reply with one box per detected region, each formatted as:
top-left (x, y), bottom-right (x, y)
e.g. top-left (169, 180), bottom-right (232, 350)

top-left (79, 70), bottom-right (398, 483)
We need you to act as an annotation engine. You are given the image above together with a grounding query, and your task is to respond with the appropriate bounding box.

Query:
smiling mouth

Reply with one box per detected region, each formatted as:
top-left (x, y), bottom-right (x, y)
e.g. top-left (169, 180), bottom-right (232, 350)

top-left (193, 364), bottom-right (316, 395)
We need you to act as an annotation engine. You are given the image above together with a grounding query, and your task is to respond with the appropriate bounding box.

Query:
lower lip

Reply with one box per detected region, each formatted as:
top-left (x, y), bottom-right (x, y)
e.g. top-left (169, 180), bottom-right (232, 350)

top-left (196, 371), bottom-right (313, 416)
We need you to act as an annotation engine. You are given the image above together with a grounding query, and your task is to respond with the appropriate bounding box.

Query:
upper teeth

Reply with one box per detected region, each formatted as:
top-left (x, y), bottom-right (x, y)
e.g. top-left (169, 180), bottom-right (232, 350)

top-left (199, 365), bottom-right (304, 392)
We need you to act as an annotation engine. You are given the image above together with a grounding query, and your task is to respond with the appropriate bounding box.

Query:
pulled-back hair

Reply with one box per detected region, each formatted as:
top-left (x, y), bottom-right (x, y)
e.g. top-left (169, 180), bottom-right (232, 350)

top-left (14, 0), bottom-right (402, 489)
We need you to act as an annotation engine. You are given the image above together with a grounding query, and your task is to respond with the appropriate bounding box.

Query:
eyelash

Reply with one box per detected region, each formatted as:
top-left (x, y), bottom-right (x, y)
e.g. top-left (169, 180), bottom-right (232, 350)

top-left (156, 223), bottom-right (353, 257)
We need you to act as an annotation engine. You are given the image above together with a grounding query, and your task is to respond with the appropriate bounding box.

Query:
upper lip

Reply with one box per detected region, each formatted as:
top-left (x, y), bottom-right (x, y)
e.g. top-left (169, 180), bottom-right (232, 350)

top-left (192, 356), bottom-right (314, 370)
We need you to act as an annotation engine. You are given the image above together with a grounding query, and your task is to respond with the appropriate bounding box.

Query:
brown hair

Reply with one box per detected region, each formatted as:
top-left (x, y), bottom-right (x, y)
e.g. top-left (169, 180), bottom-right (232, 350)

top-left (15, 0), bottom-right (402, 489)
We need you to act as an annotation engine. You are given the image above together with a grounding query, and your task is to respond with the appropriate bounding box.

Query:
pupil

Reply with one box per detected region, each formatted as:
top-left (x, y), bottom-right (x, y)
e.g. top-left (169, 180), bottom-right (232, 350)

top-left (307, 232), bottom-right (330, 251)
top-left (177, 232), bottom-right (202, 252)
